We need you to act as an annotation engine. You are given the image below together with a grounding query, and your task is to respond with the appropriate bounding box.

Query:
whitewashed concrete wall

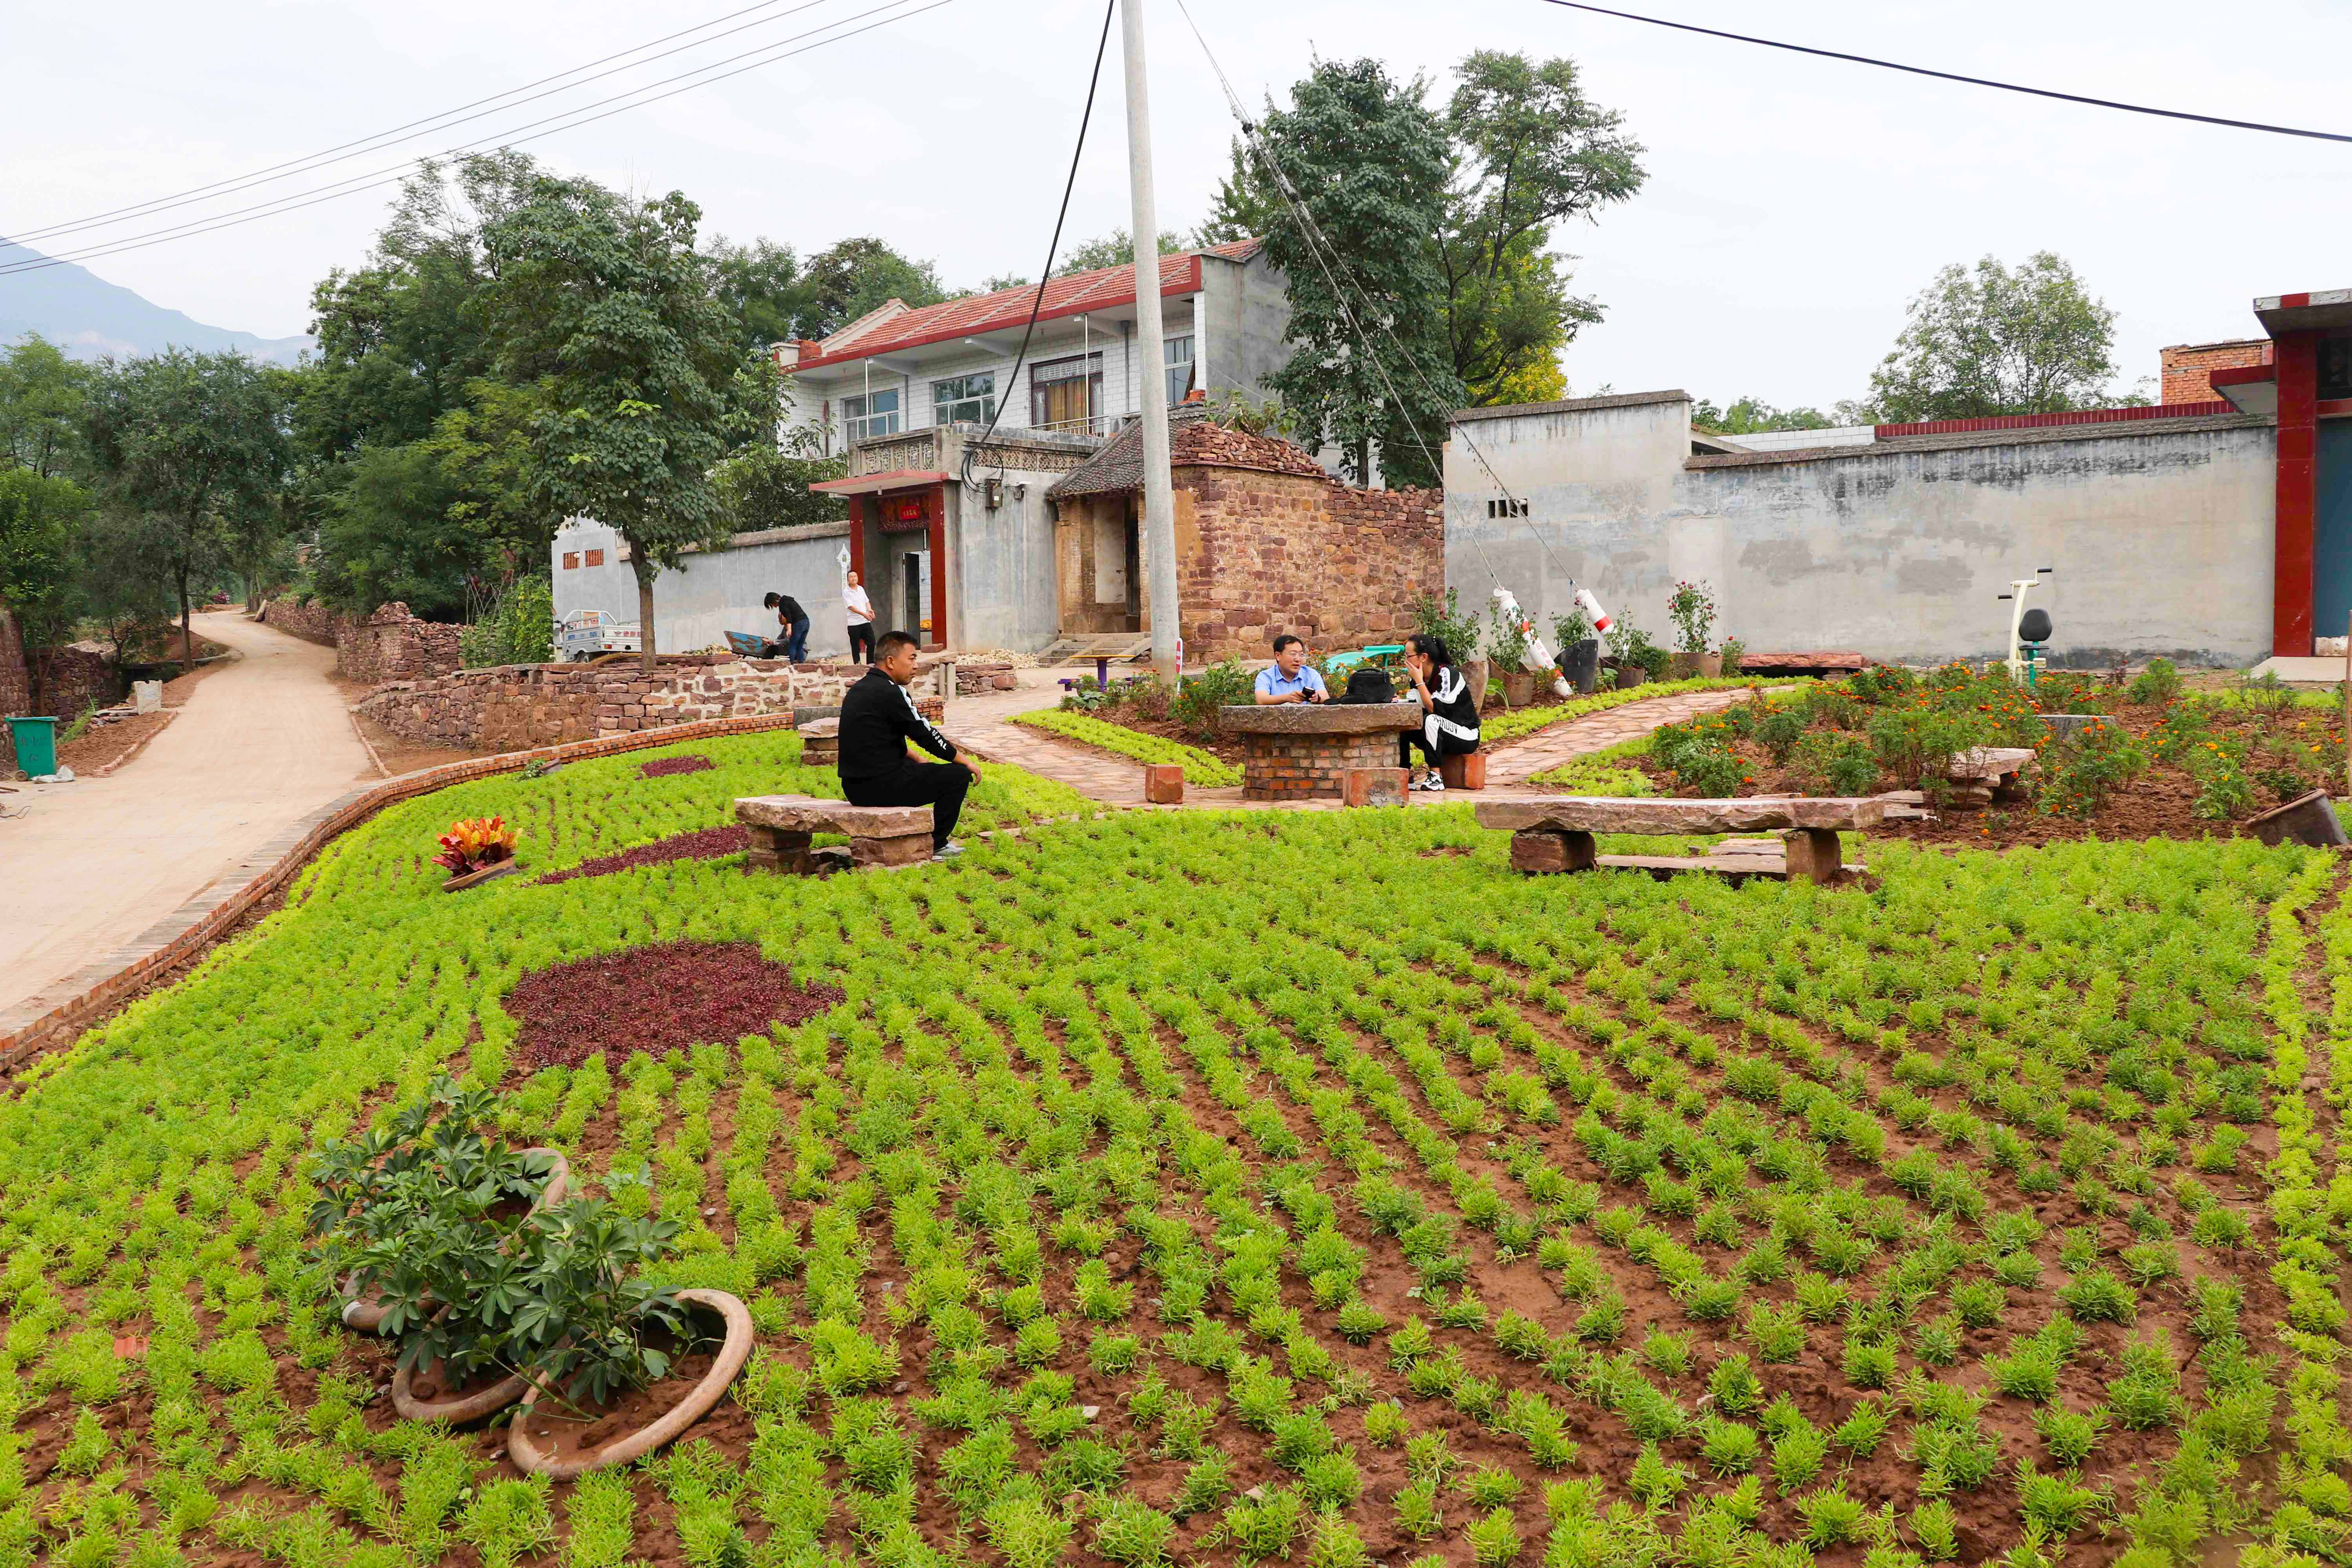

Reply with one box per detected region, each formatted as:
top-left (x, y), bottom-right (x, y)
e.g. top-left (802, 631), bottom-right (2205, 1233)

top-left (553, 518), bottom-right (857, 660)
top-left (1445, 392), bottom-right (2278, 668)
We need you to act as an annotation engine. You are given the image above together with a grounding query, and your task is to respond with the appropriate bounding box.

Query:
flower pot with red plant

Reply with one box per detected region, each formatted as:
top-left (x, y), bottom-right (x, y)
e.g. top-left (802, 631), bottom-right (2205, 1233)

top-left (434, 816), bottom-right (519, 891)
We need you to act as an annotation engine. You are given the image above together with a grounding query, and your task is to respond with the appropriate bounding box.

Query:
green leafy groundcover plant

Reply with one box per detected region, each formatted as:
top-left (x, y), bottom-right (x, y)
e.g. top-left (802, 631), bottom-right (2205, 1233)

top-left (1009, 708), bottom-right (1243, 786)
top-left (0, 724), bottom-right (2339, 1567)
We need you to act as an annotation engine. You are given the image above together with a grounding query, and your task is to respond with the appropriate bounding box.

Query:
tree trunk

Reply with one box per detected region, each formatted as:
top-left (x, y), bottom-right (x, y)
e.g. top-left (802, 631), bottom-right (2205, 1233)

top-left (636, 560), bottom-right (657, 675)
top-left (179, 567), bottom-right (193, 670)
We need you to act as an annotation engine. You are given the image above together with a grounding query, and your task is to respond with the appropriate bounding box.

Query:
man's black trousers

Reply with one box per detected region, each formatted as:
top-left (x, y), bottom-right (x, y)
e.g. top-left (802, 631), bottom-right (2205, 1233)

top-left (844, 761), bottom-right (969, 849)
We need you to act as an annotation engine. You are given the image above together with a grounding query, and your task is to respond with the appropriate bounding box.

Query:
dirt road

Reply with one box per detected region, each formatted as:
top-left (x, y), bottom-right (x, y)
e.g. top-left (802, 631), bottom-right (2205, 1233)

top-left (0, 613), bottom-right (370, 1027)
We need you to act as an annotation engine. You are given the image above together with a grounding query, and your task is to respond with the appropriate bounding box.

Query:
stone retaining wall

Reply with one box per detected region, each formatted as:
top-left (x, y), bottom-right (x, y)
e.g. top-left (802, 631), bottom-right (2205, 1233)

top-left (0, 612), bottom-right (27, 772)
top-left (358, 655), bottom-right (956, 753)
top-left (260, 599), bottom-right (464, 682)
top-left (32, 644), bottom-right (121, 721)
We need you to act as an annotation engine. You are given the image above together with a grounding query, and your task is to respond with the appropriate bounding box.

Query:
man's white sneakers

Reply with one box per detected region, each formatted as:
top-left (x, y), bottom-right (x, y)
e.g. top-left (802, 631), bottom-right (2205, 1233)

top-left (933, 841), bottom-right (966, 860)
top-left (1410, 770), bottom-right (1446, 792)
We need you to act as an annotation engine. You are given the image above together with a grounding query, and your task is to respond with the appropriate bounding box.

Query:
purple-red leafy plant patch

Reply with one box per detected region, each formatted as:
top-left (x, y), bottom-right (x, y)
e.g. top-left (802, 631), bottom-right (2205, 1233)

top-left (534, 826), bottom-right (750, 886)
top-left (506, 940), bottom-right (843, 1071)
top-left (638, 753), bottom-right (715, 779)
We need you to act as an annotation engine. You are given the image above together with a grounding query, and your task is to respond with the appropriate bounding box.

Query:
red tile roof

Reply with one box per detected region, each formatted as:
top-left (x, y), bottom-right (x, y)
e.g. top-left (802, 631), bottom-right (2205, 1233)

top-left (792, 241), bottom-right (1262, 372)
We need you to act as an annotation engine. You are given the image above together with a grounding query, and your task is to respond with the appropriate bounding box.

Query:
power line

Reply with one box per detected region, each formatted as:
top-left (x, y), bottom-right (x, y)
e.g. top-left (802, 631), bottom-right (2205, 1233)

top-left (7, 0), bottom-right (852, 249)
top-left (964, 0), bottom-right (1118, 481)
top-left (0, 0), bottom-right (952, 279)
top-left (1537, 0), bottom-right (2352, 144)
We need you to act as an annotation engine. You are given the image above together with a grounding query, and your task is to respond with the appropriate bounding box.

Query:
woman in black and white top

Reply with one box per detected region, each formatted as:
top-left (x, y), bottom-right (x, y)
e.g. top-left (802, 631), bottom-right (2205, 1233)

top-left (1399, 632), bottom-right (1479, 791)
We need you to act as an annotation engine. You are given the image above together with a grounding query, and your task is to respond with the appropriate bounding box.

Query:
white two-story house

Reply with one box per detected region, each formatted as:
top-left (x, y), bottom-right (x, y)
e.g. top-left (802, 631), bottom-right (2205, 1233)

top-left (771, 240), bottom-right (1294, 653)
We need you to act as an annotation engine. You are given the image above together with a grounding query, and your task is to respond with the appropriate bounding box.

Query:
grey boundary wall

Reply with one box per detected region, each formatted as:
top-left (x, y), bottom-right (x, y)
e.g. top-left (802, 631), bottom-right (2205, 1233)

top-left (0, 711), bottom-right (809, 1072)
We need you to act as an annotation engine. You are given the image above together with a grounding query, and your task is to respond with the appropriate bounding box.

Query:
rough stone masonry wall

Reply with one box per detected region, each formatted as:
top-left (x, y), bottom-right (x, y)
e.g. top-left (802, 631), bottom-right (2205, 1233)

top-left (0, 611), bottom-right (28, 771)
top-left (1238, 729), bottom-right (1401, 801)
top-left (1175, 465), bottom-right (1443, 664)
top-left (260, 599), bottom-right (464, 683)
top-left (358, 656), bottom-right (952, 753)
top-left (31, 646), bottom-right (121, 721)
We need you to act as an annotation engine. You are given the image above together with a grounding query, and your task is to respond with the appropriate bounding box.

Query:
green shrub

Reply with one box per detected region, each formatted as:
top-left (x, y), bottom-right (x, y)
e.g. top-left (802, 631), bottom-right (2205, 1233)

top-left (2125, 657), bottom-right (2181, 704)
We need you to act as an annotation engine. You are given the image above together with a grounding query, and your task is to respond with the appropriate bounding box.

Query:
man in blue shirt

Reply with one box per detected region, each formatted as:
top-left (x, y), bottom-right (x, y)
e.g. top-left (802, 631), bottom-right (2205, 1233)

top-left (1253, 634), bottom-right (1328, 705)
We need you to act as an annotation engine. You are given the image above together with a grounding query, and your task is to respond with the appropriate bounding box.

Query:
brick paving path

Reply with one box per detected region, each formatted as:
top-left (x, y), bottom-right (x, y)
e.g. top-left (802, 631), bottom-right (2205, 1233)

top-left (940, 673), bottom-right (1780, 808)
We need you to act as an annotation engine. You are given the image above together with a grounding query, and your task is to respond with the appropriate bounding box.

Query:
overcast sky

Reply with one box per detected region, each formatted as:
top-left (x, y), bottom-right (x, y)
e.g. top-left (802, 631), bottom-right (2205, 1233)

top-left (9, 0), bottom-right (2352, 408)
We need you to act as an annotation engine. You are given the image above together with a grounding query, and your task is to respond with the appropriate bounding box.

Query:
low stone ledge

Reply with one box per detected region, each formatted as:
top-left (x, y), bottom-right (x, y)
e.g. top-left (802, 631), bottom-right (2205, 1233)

top-left (1219, 702), bottom-right (1422, 735)
top-left (1475, 795), bottom-right (1888, 834)
top-left (736, 795), bottom-right (931, 838)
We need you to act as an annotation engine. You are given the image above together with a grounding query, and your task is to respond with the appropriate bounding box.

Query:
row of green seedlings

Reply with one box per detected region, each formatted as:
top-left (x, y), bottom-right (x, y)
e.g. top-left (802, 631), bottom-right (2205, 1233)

top-left (1203, 912), bottom-right (2276, 1552)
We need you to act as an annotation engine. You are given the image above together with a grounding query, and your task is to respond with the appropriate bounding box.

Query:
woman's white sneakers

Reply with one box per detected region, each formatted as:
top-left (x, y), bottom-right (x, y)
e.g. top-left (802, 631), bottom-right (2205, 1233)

top-left (1410, 769), bottom-right (1446, 792)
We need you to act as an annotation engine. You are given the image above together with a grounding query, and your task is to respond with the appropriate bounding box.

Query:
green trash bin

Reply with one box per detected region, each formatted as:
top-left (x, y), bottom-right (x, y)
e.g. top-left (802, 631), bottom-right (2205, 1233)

top-left (7, 715), bottom-right (58, 777)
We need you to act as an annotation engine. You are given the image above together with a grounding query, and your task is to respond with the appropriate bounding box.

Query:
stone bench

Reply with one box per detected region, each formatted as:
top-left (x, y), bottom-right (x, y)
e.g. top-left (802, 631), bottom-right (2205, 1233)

top-left (1220, 702), bottom-right (1424, 801)
top-left (736, 795), bottom-right (933, 872)
top-left (798, 718), bottom-right (839, 767)
top-left (1475, 795), bottom-right (1888, 884)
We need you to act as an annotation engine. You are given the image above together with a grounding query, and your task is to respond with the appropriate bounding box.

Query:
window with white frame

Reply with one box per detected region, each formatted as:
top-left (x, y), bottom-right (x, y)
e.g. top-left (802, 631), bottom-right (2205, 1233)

top-left (843, 388), bottom-right (899, 443)
top-left (933, 373), bottom-right (996, 426)
top-left (1029, 353), bottom-right (1102, 432)
top-left (1163, 335), bottom-right (1195, 405)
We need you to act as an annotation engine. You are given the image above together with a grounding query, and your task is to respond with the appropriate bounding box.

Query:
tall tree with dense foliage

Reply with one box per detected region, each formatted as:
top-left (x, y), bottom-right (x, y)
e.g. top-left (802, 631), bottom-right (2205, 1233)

top-left (790, 237), bottom-right (950, 339)
top-left (1253, 59), bottom-right (1462, 485)
top-left (0, 468), bottom-right (89, 652)
top-left (1860, 252), bottom-right (2129, 422)
top-left (1054, 229), bottom-right (1185, 277)
top-left (1691, 396), bottom-right (1837, 434)
top-left (0, 334), bottom-right (96, 480)
top-left (82, 350), bottom-right (289, 665)
top-left (1439, 51), bottom-right (1644, 407)
top-left (479, 176), bottom-right (759, 671)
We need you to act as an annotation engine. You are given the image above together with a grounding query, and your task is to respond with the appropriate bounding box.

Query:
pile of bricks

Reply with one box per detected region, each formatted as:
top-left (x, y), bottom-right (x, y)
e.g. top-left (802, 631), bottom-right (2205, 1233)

top-left (953, 662), bottom-right (1018, 695)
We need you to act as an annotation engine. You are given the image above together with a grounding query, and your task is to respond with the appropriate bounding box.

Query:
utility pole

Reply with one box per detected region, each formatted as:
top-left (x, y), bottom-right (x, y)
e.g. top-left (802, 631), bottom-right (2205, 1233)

top-left (1123, 0), bottom-right (1181, 684)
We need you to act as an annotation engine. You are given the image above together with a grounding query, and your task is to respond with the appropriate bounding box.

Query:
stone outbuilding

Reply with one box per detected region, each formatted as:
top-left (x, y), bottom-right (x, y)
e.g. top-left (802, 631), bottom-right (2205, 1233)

top-left (1048, 405), bottom-right (1444, 664)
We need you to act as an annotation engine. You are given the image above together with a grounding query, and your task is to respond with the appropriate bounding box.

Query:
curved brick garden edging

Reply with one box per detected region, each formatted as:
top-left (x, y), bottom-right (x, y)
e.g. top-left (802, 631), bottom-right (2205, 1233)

top-left (0, 711), bottom-right (822, 1073)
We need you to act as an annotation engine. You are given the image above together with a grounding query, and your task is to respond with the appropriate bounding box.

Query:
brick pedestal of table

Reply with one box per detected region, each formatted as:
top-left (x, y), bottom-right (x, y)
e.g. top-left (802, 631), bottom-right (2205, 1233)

top-left (1220, 703), bottom-right (1424, 801)
top-left (1143, 764), bottom-right (1185, 804)
top-left (1344, 768), bottom-right (1409, 808)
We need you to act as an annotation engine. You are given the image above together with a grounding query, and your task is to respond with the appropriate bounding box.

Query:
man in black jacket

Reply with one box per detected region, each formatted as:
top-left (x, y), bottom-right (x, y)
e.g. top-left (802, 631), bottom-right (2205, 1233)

top-left (838, 630), bottom-right (978, 858)
top-left (763, 591), bottom-right (810, 662)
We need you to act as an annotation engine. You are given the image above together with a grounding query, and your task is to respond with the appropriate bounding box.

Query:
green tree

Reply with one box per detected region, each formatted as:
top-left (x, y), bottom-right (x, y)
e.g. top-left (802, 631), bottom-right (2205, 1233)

top-left (714, 442), bottom-right (848, 534)
top-left (1197, 138), bottom-right (1278, 246)
top-left (479, 175), bottom-right (759, 671)
top-left (1256, 59), bottom-right (1462, 486)
top-left (82, 350), bottom-right (290, 666)
top-left (1054, 229), bottom-right (1185, 277)
top-left (1691, 396), bottom-right (1837, 434)
top-left (706, 236), bottom-right (803, 354)
top-left (1440, 51), bottom-right (1644, 407)
top-left (1860, 252), bottom-right (2128, 423)
top-left (791, 237), bottom-right (950, 339)
top-left (71, 506), bottom-right (179, 661)
top-left (0, 467), bottom-right (89, 650)
top-left (0, 334), bottom-right (96, 480)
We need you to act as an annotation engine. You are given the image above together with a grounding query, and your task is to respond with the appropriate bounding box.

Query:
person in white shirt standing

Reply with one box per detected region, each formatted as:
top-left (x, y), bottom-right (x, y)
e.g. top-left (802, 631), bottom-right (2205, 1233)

top-left (844, 571), bottom-right (875, 664)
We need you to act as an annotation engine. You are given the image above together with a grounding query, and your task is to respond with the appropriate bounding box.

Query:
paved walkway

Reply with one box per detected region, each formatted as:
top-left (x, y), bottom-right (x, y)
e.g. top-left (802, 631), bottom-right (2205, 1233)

top-left (0, 614), bottom-right (370, 1028)
top-left (942, 670), bottom-right (1769, 807)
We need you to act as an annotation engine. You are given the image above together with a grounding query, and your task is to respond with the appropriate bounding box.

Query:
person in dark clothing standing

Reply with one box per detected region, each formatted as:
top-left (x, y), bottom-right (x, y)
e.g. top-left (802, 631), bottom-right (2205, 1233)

top-left (837, 629), bottom-right (977, 858)
top-left (1398, 631), bottom-right (1480, 791)
top-left (763, 591), bottom-right (810, 662)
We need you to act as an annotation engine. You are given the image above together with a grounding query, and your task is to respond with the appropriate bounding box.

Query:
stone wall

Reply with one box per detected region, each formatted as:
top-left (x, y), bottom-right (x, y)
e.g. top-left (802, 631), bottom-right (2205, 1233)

top-left (0, 611), bottom-right (27, 772)
top-left (1172, 465), bottom-right (1444, 664)
top-left (32, 644), bottom-right (121, 720)
top-left (260, 599), bottom-right (465, 682)
top-left (358, 655), bottom-right (955, 753)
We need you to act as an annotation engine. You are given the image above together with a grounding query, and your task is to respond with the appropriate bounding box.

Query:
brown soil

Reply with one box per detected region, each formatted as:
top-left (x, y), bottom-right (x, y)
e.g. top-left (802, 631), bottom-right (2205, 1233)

top-left (638, 753), bottom-right (713, 779)
top-left (534, 826), bottom-right (751, 886)
top-left (1641, 695), bottom-right (2346, 849)
top-left (54, 709), bottom-right (175, 774)
top-left (512, 1330), bottom-right (721, 1463)
top-left (405, 1356), bottom-right (517, 1405)
top-left (503, 940), bottom-right (844, 1071)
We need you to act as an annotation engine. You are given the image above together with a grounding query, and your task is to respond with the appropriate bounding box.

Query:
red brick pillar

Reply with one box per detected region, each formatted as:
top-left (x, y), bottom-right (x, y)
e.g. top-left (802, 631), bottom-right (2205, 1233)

top-left (2277, 330), bottom-right (2322, 657)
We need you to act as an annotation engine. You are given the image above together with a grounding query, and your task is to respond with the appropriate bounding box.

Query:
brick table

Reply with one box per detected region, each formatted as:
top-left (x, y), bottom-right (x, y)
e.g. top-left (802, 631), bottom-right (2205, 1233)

top-left (1220, 702), bottom-right (1423, 801)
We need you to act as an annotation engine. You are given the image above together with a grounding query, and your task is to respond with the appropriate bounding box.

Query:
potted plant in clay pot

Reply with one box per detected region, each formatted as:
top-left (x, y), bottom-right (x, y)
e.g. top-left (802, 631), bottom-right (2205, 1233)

top-left (1667, 580), bottom-right (1722, 679)
top-left (1485, 601), bottom-right (1538, 707)
top-left (434, 816), bottom-right (520, 891)
top-left (307, 1080), bottom-right (570, 1421)
top-left (503, 1200), bottom-right (754, 1478)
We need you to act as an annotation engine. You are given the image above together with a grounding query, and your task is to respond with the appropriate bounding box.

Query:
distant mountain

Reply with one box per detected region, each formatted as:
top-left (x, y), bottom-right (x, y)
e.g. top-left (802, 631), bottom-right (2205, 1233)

top-left (0, 238), bottom-right (313, 364)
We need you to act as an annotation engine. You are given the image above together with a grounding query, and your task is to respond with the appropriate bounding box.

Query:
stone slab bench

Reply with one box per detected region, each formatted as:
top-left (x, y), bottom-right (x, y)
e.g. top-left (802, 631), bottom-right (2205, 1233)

top-left (1475, 795), bottom-right (1886, 884)
top-left (798, 718), bottom-right (839, 767)
top-left (736, 795), bottom-right (932, 872)
top-left (1220, 702), bottom-right (1423, 801)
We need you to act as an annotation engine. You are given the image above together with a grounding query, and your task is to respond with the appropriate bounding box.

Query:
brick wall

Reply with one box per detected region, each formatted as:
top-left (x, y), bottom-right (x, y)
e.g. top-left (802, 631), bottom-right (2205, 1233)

top-left (2160, 339), bottom-right (2272, 405)
top-left (0, 611), bottom-right (27, 772)
top-left (1236, 729), bottom-right (1400, 800)
top-left (357, 655), bottom-right (954, 752)
top-left (259, 599), bottom-right (465, 682)
top-left (31, 644), bottom-right (122, 720)
top-left (1174, 465), bottom-right (1443, 665)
